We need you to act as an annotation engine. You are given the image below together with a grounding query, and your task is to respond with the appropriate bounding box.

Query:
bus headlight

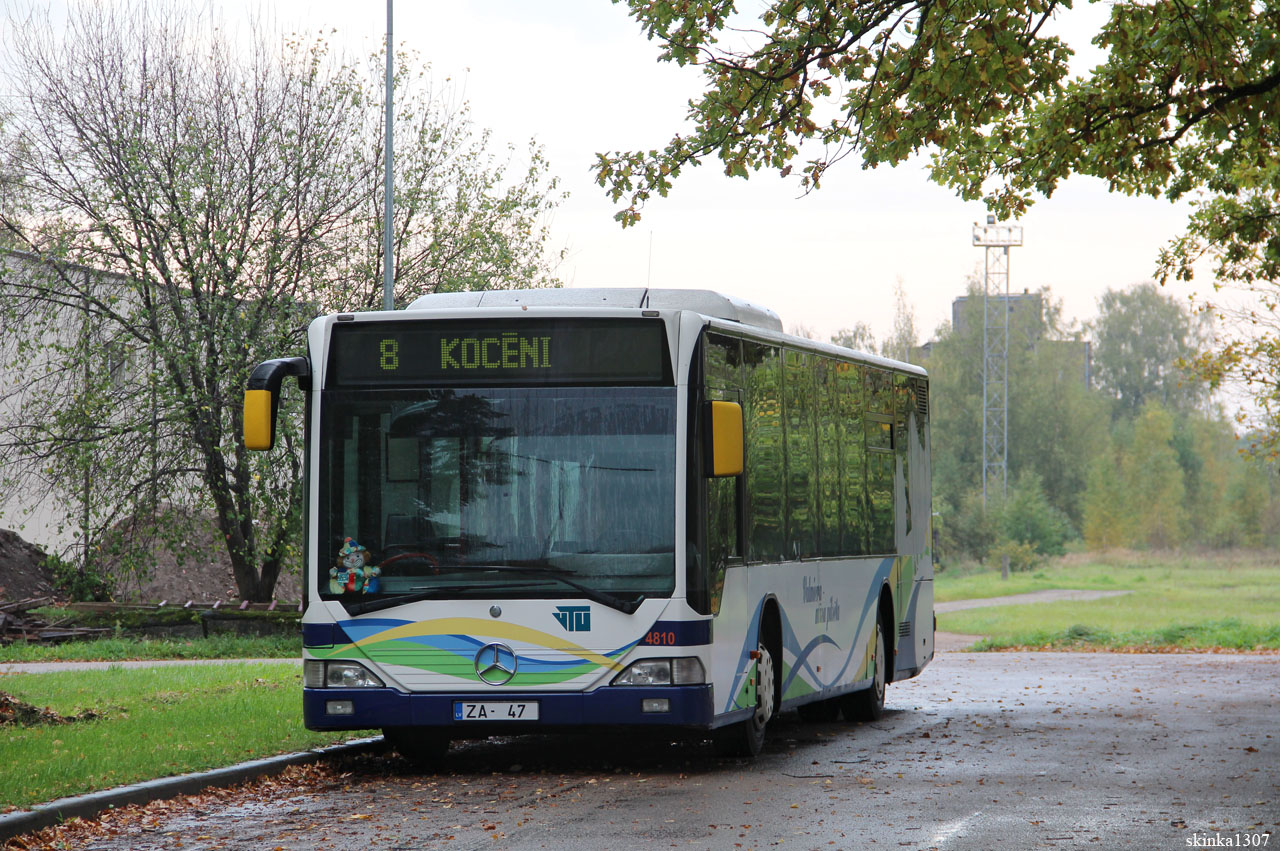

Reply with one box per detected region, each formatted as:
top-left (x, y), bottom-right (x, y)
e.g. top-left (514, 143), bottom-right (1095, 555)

top-left (305, 660), bottom-right (385, 689)
top-left (612, 657), bottom-right (705, 686)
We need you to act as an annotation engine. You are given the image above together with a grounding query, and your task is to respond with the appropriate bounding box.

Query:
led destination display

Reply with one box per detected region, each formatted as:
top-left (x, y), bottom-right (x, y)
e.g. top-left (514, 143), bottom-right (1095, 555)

top-left (326, 318), bottom-right (671, 386)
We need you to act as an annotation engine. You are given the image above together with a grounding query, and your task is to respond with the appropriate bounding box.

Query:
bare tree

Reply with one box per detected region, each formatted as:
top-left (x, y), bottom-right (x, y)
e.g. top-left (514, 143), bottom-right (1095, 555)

top-left (0, 2), bottom-right (563, 600)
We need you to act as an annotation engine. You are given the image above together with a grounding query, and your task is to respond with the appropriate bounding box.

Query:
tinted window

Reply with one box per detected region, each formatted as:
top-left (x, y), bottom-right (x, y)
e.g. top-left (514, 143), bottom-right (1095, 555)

top-left (744, 342), bottom-right (785, 562)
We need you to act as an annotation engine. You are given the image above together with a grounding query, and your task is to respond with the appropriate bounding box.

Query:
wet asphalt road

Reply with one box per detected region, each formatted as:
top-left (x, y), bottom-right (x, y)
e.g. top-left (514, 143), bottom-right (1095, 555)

top-left (71, 651), bottom-right (1278, 850)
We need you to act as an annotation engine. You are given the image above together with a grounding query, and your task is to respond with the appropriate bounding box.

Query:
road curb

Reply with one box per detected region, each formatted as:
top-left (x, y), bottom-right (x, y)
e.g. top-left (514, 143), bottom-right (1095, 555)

top-left (0, 735), bottom-right (385, 843)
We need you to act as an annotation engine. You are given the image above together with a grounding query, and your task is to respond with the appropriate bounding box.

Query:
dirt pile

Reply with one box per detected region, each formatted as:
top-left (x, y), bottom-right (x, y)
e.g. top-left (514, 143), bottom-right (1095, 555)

top-left (0, 527), bottom-right (55, 603)
top-left (0, 522), bottom-right (301, 606)
top-left (105, 513), bottom-right (302, 604)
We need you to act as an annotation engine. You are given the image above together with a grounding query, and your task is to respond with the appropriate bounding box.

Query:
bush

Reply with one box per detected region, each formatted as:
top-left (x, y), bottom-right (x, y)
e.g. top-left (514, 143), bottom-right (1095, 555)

top-left (939, 486), bottom-right (998, 563)
top-left (988, 539), bottom-right (1041, 572)
top-left (47, 553), bottom-right (112, 602)
top-left (939, 474), bottom-right (1076, 565)
top-left (999, 472), bottom-right (1076, 557)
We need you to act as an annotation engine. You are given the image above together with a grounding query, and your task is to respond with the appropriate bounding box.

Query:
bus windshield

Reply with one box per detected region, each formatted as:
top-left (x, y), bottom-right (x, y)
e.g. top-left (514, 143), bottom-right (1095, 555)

top-left (318, 386), bottom-right (677, 608)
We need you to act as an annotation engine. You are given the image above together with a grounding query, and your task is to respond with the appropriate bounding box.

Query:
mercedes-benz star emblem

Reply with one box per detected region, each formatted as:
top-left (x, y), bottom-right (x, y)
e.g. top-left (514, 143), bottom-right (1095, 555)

top-left (474, 643), bottom-right (518, 686)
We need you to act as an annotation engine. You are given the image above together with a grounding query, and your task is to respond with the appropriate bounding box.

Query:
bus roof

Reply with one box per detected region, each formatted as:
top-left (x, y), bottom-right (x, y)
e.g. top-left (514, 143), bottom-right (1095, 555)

top-left (405, 288), bottom-right (784, 333)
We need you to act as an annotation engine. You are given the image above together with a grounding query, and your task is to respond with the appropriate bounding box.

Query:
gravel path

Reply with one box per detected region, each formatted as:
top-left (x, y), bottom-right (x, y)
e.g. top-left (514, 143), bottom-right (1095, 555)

top-left (934, 588), bottom-right (1134, 651)
top-left (935, 588), bottom-right (1133, 613)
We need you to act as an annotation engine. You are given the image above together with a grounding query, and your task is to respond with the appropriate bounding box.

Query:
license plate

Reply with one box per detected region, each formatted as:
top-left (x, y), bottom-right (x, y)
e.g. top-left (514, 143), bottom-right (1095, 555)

top-left (453, 701), bottom-right (539, 721)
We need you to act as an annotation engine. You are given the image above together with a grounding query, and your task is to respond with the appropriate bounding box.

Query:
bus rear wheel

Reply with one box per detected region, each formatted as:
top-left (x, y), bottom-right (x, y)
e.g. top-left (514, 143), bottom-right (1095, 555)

top-left (384, 727), bottom-right (450, 767)
top-left (841, 615), bottom-right (886, 722)
top-left (715, 640), bottom-right (776, 758)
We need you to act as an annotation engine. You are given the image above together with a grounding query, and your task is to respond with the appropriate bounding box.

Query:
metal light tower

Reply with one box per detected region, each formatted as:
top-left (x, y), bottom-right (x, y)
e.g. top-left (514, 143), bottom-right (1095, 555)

top-left (972, 216), bottom-right (1023, 507)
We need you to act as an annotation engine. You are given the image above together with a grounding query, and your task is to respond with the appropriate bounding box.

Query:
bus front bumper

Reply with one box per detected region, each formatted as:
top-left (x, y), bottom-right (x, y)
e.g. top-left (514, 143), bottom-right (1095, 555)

top-left (304, 685), bottom-right (715, 731)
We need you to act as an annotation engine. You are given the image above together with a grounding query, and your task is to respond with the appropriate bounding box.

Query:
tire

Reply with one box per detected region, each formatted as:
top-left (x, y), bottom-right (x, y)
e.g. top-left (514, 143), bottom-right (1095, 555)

top-left (715, 639), bottom-right (777, 757)
top-left (383, 726), bottom-right (450, 767)
top-left (841, 614), bottom-right (886, 722)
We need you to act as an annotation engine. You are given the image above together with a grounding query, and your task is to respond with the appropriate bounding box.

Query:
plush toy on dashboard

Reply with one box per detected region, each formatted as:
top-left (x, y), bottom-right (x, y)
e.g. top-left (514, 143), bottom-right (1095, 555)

top-left (330, 537), bottom-right (378, 594)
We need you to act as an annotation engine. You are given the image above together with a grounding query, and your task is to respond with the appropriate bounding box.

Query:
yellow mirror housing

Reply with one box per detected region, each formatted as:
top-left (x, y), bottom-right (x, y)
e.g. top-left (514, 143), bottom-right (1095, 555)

top-left (709, 400), bottom-right (744, 477)
top-left (242, 357), bottom-right (310, 452)
top-left (244, 389), bottom-right (275, 451)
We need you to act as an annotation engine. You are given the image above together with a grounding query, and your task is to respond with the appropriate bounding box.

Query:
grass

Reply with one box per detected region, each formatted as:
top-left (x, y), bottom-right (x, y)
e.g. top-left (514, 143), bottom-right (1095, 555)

top-left (0, 663), bottom-right (372, 810)
top-left (0, 634), bottom-right (298, 663)
top-left (936, 551), bottom-right (1280, 650)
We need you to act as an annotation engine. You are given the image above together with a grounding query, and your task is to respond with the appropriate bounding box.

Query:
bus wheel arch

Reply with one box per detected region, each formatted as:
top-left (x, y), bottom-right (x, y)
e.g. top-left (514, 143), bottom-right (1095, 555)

top-left (759, 596), bottom-right (783, 717)
top-left (715, 597), bottom-right (782, 758)
top-left (879, 588), bottom-right (896, 685)
top-left (842, 588), bottom-right (893, 723)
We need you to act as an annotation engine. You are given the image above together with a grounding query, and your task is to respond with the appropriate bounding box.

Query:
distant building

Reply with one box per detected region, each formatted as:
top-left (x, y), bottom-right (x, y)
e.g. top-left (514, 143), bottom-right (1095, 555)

top-left (0, 249), bottom-right (125, 553)
top-left (910, 290), bottom-right (1091, 389)
top-left (951, 291), bottom-right (1046, 341)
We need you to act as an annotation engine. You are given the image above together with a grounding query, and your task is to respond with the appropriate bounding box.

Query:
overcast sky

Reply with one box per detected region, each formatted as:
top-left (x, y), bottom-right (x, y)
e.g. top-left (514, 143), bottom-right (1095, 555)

top-left (23, 1), bottom-right (1211, 345)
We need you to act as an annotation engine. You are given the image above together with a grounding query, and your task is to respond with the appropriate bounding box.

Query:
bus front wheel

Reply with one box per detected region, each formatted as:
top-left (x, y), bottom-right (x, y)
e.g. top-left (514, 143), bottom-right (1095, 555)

top-left (841, 615), bottom-right (886, 722)
top-left (715, 640), bottom-right (776, 758)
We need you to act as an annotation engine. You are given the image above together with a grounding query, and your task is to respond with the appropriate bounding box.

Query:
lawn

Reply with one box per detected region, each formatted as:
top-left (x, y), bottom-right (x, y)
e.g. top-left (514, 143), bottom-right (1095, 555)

top-left (0, 633), bottom-right (297, 664)
top-left (935, 551), bottom-right (1280, 651)
top-left (0, 663), bottom-right (373, 810)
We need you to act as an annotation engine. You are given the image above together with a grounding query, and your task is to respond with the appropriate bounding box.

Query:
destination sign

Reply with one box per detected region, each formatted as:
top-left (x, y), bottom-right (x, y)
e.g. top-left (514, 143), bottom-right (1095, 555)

top-left (326, 318), bottom-right (671, 386)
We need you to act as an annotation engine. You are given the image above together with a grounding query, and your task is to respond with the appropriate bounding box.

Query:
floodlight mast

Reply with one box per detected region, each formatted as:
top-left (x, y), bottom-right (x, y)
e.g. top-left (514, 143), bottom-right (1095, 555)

top-left (972, 215), bottom-right (1023, 509)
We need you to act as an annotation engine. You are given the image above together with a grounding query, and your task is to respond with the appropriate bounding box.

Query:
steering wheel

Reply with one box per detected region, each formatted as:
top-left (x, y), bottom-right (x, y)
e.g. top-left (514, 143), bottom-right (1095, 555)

top-left (380, 551), bottom-right (441, 573)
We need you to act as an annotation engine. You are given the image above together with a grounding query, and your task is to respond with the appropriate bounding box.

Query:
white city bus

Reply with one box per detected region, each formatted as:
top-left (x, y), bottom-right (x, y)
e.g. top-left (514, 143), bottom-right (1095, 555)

top-left (244, 288), bottom-right (934, 760)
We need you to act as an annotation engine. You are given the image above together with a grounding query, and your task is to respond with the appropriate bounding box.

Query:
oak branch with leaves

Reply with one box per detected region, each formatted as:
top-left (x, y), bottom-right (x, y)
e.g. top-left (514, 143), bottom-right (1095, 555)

top-left (596, 0), bottom-right (1280, 434)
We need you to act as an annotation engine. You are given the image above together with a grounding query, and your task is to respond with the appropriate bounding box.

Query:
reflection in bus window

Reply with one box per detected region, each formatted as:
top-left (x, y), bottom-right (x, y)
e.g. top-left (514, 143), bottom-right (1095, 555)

top-left (743, 342), bottom-right (784, 562)
top-left (785, 349), bottom-right (817, 559)
top-left (319, 387), bottom-right (677, 600)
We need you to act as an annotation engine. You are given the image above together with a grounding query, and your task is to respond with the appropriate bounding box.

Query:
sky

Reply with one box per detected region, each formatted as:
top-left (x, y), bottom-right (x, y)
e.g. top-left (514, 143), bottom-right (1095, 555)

top-left (19, 0), bottom-right (1211, 346)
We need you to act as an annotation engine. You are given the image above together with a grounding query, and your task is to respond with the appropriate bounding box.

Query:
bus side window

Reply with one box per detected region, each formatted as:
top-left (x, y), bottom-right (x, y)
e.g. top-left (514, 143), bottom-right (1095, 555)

top-left (866, 368), bottom-right (895, 553)
top-left (743, 342), bottom-right (784, 563)
top-left (895, 372), bottom-right (912, 536)
top-left (705, 335), bottom-right (743, 609)
top-left (784, 349), bottom-right (818, 560)
top-left (837, 362), bottom-right (868, 555)
top-left (816, 359), bottom-right (842, 557)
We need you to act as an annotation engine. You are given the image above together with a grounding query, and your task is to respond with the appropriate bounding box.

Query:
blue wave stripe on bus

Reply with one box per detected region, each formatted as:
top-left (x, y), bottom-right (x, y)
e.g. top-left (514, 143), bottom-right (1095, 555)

top-left (779, 633), bottom-right (841, 697)
top-left (721, 557), bottom-right (896, 714)
top-left (825, 557), bottom-right (895, 686)
top-left (334, 618), bottom-right (415, 644)
top-left (303, 618), bottom-right (411, 647)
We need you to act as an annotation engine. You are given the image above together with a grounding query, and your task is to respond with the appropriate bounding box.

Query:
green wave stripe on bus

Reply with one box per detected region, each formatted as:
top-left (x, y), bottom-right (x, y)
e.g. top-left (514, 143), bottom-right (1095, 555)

top-left (782, 661), bottom-right (820, 701)
top-left (311, 640), bottom-right (631, 686)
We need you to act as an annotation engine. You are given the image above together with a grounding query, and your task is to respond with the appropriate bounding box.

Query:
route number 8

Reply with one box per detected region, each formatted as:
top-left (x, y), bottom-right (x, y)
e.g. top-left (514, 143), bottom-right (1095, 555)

top-left (380, 339), bottom-right (399, 371)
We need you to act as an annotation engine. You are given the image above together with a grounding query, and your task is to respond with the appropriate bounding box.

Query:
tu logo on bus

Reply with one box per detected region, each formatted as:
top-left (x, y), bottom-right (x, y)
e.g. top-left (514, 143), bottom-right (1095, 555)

top-left (553, 606), bottom-right (591, 632)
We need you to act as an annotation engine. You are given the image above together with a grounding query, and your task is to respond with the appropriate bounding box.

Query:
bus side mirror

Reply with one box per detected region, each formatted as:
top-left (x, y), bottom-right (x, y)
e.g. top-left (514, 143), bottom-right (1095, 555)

top-left (705, 400), bottom-right (743, 477)
top-left (244, 357), bottom-right (310, 451)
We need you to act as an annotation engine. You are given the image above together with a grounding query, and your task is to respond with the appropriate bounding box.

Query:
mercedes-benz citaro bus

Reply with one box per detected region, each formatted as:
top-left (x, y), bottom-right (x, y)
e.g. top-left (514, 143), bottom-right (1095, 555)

top-left (243, 288), bottom-right (934, 762)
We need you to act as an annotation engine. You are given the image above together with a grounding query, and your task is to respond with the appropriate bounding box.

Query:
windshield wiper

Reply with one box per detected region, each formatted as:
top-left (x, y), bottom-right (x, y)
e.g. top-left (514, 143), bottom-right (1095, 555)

top-left (341, 588), bottom-right (449, 616)
top-left (470, 565), bottom-right (645, 614)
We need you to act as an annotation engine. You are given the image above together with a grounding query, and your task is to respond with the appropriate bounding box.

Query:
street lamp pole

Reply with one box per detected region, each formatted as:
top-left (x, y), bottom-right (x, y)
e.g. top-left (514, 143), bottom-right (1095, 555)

top-left (382, 0), bottom-right (394, 311)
